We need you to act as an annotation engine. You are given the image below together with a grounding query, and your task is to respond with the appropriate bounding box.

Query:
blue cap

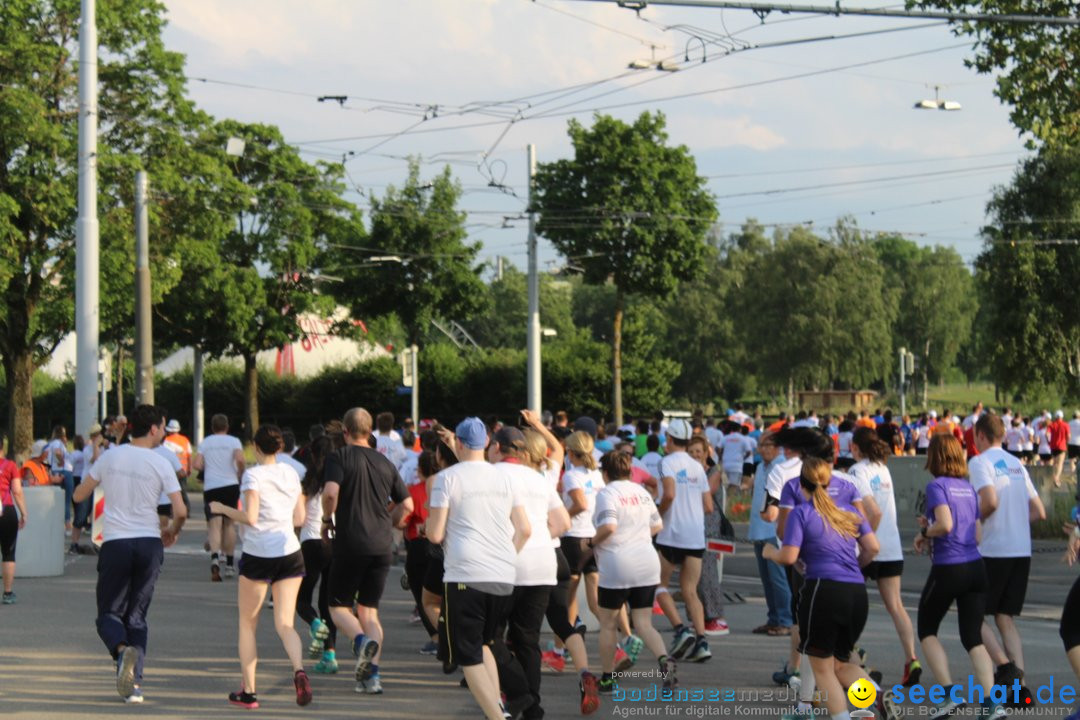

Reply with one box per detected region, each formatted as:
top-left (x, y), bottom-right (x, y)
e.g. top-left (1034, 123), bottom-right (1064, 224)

top-left (455, 417), bottom-right (489, 450)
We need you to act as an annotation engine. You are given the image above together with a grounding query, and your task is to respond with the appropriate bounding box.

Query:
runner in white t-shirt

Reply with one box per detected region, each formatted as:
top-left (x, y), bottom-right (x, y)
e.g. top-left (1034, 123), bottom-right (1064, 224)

top-left (719, 423), bottom-right (753, 491)
top-left (592, 450), bottom-right (674, 697)
top-left (969, 414), bottom-right (1046, 687)
top-left (1069, 411), bottom-right (1080, 473)
top-left (374, 412), bottom-right (408, 470)
top-left (208, 424), bottom-right (312, 710)
top-left (849, 427), bottom-right (921, 687)
top-left (426, 417), bottom-right (531, 720)
top-left (192, 414), bottom-right (246, 580)
top-left (654, 419), bottom-right (713, 664)
top-left (561, 431), bottom-right (606, 659)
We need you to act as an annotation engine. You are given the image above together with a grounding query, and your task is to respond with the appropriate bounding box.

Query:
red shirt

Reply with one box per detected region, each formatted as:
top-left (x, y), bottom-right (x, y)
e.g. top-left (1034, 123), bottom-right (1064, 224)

top-left (403, 482), bottom-right (428, 541)
top-left (1049, 420), bottom-right (1070, 452)
top-left (963, 426), bottom-right (979, 460)
top-left (0, 458), bottom-right (18, 506)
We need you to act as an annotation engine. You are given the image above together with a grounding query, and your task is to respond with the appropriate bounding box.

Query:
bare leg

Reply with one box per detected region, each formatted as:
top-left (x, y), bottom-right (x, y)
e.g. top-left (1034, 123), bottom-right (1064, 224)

top-left (207, 516), bottom-right (223, 555)
top-left (237, 577), bottom-right (269, 693)
top-left (994, 614), bottom-right (1024, 671)
top-left (1068, 645), bottom-right (1080, 681)
top-left (878, 576), bottom-right (918, 664)
top-left (969, 644), bottom-right (995, 691)
top-left (462, 647), bottom-right (504, 720)
top-left (656, 556), bottom-right (684, 629)
top-left (920, 635), bottom-right (953, 687)
top-left (617, 605), bottom-right (633, 639)
top-left (788, 628), bottom-right (801, 671)
top-left (271, 577), bottom-right (305, 671)
top-left (980, 621), bottom-right (1010, 666)
top-left (629, 607), bottom-right (667, 660)
top-left (355, 605), bottom-right (384, 665)
top-left (598, 607), bottom-right (619, 674)
top-left (1, 561), bottom-right (14, 593)
top-left (564, 631), bottom-right (590, 672)
top-left (330, 606), bottom-right (363, 643)
top-left (809, 655), bottom-right (846, 715)
top-left (583, 572), bottom-right (601, 626)
top-left (222, 518), bottom-right (236, 557)
top-left (679, 557), bottom-right (705, 636)
top-left (566, 574), bottom-right (582, 631)
top-left (421, 589), bottom-right (442, 637)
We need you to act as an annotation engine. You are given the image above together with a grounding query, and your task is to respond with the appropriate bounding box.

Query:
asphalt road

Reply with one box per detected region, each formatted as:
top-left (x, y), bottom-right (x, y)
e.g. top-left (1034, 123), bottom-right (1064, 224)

top-left (1, 511), bottom-right (1078, 719)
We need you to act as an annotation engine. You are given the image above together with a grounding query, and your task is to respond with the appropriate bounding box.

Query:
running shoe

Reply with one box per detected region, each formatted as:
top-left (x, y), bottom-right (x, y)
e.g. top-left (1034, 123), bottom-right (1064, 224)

top-left (652, 600), bottom-right (664, 615)
top-left (574, 616), bottom-right (587, 635)
top-left (308, 618), bottom-right (329, 658)
top-left (877, 688), bottom-right (902, 720)
top-left (294, 670), bottom-right (312, 706)
top-left (669, 628), bottom-right (695, 660)
top-left (994, 661), bottom-right (1024, 687)
top-left (929, 684), bottom-right (966, 718)
top-left (116, 646), bottom-right (138, 699)
top-left (354, 638), bottom-right (379, 684)
top-left (660, 656), bottom-right (677, 692)
top-left (222, 564), bottom-right (236, 579)
top-left (855, 646), bottom-right (868, 668)
top-left (314, 650), bottom-right (338, 674)
top-left (363, 673), bottom-right (384, 694)
top-left (704, 618), bottom-right (730, 636)
top-left (229, 689), bottom-right (259, 709)
top-left (210, 562), bottom-right (222, 582)
top-left (419, 640), bottom-right (438, 656)
top-left (123, 688), bottom-right (144, 704)
top-left (772, 662), bottom-right (798, 686)
top-left (409, 608), bottom-right (422, 625)
top-left (598, 676), bottom-right (618, 695)
top-left (613, 646), bottom-right (631, 672)
top-left (980, 703), bottom-right (1007, 720)
top-left (579, 671), bottom-right (600, 715)
top-left (684, 639), bottom-right (712, 663)
top-left (620, 635), bottom-right (643, 669)
top-left (541, 650), bottom-right (565, 674)
top-left (902, 659), bottom-right (923, 687)
top-left (2, 592), bottom-right (15, 605)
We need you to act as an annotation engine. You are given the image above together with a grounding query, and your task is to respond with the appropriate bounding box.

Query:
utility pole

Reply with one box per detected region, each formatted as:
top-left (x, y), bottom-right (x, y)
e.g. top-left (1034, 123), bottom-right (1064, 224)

top-left (410, 344), bottom-right (419, 428)
top-left (75, 0), bottom-right (100, 438)
top-left (899, 346), bottom-right (906, 419)
top-left (193, 347), bottom-right (205, 446)
top-left (134, 171), bottom-right (153, 405)
top-left (526, 145), bottom-right (541, 414)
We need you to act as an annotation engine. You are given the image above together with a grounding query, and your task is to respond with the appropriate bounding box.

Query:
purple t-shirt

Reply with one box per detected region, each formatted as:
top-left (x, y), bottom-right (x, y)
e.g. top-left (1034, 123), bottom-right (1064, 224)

top-left (779, 473), bottom-right (860, 510)
top-left (925, 476), bottom-right (981, 565)
top-left (783, 502), bottom-right (872, 584)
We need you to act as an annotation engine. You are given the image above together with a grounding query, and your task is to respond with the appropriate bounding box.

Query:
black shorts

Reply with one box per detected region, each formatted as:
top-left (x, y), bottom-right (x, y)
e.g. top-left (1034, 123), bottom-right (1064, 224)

top-left (561, 536), bottom-right (597, 575)
top-left (157, 488), bottom-right (193, 518)
top-left (915, 447), bottom-right (928, 456)
top-left (1039, 453), bottom-right (1052, 463)
top-left (862, 560), bottom-right (904, 581)
top-left (984, 556), bottom-right (1030, 616)
top-left (203, 484), bottom-right (241, 521)
top-left (423, 542), bottom-right (445, 595)
top-left (598, 585), bottom-right (656, 611)
top-left (1052, 449), bottom-right (1066, 458)
top-left (742, 462), bottom-right (755, 478)
top-left (656, 543), bottom-right (704, 565)
top-left (443, 582), bottom-right (512, 667)
top-left (238, 550), bottom-right (305, 584)
top-left (1069, 446), bottom-right (1080, 460)
top-left (1008, 450), bottom-right (1025, 460)
top-left (797, 578), bottom-right (868, 662)
top-left (918, 560), bottom-right (987, 652)
top-left (328, 551), bottom-right (392, 608)
top-left (787, 565), bottom-right (804, 619)
top-left (0, 505), bottom-right (18, 562)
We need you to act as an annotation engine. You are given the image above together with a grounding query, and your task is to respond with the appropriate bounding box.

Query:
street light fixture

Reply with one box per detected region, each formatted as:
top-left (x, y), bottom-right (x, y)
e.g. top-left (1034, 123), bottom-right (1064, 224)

top-left (628, 45), bottom-right (680, 72)
top-left (914, 85), bottom-right (961, 111)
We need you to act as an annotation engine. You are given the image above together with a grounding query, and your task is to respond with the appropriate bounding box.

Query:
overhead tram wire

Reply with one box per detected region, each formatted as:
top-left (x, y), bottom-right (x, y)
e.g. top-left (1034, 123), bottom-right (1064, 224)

top-left (704, 151), bottom-right (1026, 180)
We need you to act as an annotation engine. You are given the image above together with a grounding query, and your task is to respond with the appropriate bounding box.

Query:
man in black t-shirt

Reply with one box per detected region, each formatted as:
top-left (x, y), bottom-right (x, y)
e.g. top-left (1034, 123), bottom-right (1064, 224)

top-left (322, 407), bottom-right (412, 696)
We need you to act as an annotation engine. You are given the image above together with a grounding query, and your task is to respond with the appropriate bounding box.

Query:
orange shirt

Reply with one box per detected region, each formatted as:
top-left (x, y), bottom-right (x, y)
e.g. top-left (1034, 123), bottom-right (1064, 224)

top-left (21, 460), bottom-right (51, 486)
top-left (164, 433), bottom-right (192, 473)
top-left (855, 418), bottom-right (877, 430)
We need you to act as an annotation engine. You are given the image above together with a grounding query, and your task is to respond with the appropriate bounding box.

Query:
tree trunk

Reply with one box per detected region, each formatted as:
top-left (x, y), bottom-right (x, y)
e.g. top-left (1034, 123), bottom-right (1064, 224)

top-left (116, 345), bottom-right (125, 416)
top-left (4, 350), bottom-right (35, 459)
top-left (787, 375), bottom-right (794, 414)
top-left (612, 289), bottom-right (625, 426)
top-left (921, 338), bottom-right (930, 409)
top-left (244, 352), bottom-right (259, 441)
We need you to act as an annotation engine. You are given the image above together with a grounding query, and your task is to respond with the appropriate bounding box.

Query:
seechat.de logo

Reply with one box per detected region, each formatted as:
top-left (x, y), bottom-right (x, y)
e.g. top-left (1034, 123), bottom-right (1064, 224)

top-left (890, 676), bottom-right (1078, 707)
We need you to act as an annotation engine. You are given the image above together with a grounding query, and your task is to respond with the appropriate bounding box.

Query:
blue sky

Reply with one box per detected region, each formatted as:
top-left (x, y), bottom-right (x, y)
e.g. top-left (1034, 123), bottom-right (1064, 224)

top-left (162, 0), bottom-right (1029, 271)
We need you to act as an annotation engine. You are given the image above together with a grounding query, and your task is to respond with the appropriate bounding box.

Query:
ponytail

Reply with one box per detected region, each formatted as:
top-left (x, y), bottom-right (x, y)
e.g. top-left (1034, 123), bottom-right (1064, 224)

top-left (800, 457), bottom-right (861, 539)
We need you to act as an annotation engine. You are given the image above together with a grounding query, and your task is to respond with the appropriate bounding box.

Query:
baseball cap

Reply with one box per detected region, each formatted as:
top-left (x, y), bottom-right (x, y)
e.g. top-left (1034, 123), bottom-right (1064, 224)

top-left (30, 439), bottom-right (48, 457)
top-left (493, 426), bottom-right (526, 451)
top-left (928, 410), bottom-right (938, 418)
top-left (165, 419), bottom-right (180, 433)
top-left (572, 416), bottom-right (598, 439)
top-left (88, 422), bottom-right (103, 436)
top-left (667, 418), bottom-right (693, 441)
top-left (1056, 410), bottom-right (1065, 419)
top-left (455, 417), bottom-right (489, 450)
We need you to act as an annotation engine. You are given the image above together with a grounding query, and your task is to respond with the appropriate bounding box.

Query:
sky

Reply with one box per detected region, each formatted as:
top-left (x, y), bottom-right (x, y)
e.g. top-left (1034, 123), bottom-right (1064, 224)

top-left (160, 0), bottom-right (1030, 273)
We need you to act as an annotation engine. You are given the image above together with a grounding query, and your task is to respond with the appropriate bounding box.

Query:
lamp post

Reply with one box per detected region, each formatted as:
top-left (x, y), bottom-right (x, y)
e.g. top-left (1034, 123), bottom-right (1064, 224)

top-left (914, 85), bottom-right (961, 111)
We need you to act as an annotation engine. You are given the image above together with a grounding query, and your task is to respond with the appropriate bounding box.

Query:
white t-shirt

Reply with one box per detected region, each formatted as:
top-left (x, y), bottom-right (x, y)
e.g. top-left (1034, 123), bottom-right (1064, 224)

top-left (47, 439), bottom-right (72, 472)
top-left (848, 459), bottom-right (903, 562)
top-left (276, 452), bottom-right (307, 483)
top-left (89, 445), bottom-right (180, 541)
top-left (1022, 425), bottom-right (1035, 451)
top-left (764, 455), bottom-right (802, 507)
top-left (704, 426), bottom-right (723, 449)
top-left (300, 490), bottom-right (323, 543)
top-left (429, 461), bottom-right (523, 584)
top-left (593, 480), bottom-right (662, 588)
top-left (1070, 420), bottom-right (1080, 447)
top-left (720, 433), bottom-right (753, 472)
top-left (503, 462), bottom-right (561, 586)
top-left (154, 446), bottom-right (183, 506)
top-left (655, 451), bottom-right (708, 550)
top-left (199, 433), bottom-right (243, 491)
top-left (837, 432), bottom-right (854, 459)
top-left (1004, 427), bottom-right (1024, 453)
top-left (1037, 427), bottom-right (1051, 455)
top-left (375, 433), bottom-right (408, 470)
top-left (399, 450), bottom-right (421, 486)
top-left (969, 447), bottom-right (1038, 558)
top-left (239, 463), bottom-right (302, 558)
top-left (70, 448), bottom-right (86, 478)
top-left (562, 466), bottom-right (605, 539)
top-left (639, 452), bottom-right (663, 481)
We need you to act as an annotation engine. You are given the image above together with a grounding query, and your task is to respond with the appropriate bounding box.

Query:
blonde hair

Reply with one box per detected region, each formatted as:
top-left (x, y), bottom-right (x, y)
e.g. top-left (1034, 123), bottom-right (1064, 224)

top-left (566, 431), bottom-right (597, 470)
top-left (522, 430), bottom-right (551, 471)
top-left (801, 457), bottom-right (861, 539)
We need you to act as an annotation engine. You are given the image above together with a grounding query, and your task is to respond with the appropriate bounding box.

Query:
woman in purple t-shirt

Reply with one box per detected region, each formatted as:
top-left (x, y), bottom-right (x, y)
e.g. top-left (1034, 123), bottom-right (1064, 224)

top-left (912, 434), bottom-right (995, 715)
top-left (764, 457), bottom-right (880, 719)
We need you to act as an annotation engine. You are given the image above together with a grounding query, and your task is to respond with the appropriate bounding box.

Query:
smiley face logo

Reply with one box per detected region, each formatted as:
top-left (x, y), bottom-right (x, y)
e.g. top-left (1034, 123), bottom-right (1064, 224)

top-left (847, 678), bottom-right (876, 709)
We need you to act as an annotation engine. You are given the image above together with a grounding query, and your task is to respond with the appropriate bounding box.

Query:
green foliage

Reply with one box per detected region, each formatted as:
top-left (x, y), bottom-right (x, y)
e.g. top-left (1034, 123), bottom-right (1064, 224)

top-left (976, 144), bottom-right (1080, 398)
top-left (910, 0), bottom-right (1080, 145)
top-left (470, 264), bottom-right (575, 348)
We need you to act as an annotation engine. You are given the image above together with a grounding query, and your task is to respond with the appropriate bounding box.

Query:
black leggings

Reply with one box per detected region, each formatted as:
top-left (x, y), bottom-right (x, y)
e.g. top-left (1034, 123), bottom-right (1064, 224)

top-left (1060, 574), bottom-right (1080, 652)
top-left (0, 505), bottom-right (17, 562)
top-left (543, 547), bottom-right (579, 642)
top-left (405, 537), bottom-right (438, 637)
top-left (918, 560), bottom-right (987, 652)
top-left (297, 539), bottom-right (336, 649)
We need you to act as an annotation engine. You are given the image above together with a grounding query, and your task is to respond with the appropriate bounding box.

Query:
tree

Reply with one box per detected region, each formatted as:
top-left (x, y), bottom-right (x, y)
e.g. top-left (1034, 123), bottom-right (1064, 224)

top-left (0, 0), bottom-right (195, 451)
top-left (470, 264), bottom-right (575, 349)
top-left (911, 0), bottom-right (1080, 145)
top-left (872, 235), bottom-right (977, 405)
top-left (532, 112), bottom-right (717, 424)
top-left (974, 144), bottom-right (1080, 397)
top-left (334, 160), bottom-right (488, 347)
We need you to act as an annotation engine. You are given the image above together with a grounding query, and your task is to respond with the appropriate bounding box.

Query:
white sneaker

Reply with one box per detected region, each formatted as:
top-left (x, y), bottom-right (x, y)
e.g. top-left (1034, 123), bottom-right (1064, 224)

top-left (124, 688), bottom-right (144, 704)
top-left (222, 564), bottom-right (236, 579)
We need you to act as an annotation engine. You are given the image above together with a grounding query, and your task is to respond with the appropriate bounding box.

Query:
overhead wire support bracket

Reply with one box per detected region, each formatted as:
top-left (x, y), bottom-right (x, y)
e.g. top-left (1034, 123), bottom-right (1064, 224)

top-left (580, 0), bottom-right (1080, 26)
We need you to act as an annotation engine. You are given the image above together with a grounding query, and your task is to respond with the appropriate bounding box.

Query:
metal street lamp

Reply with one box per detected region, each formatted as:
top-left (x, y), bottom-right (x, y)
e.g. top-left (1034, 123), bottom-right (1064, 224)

top-left (914, 85), bottom-right (961, 111)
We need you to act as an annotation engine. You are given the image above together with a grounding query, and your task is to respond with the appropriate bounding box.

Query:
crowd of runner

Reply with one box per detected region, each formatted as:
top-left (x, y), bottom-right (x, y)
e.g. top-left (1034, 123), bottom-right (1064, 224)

top-left (2, 400), bottom-right (1080, 720)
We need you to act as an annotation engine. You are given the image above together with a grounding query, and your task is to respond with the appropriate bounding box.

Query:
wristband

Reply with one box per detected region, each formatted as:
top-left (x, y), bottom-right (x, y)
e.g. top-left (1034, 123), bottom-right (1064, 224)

top-left (321, 517), bottom-right (334, 524)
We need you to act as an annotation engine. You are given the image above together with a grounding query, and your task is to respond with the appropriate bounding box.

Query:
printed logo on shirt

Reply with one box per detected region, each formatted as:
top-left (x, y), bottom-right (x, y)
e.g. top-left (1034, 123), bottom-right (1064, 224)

top-left (870, 475), bottom-right (882, 492)
top-left (675, 469), bottom-right (691, 485)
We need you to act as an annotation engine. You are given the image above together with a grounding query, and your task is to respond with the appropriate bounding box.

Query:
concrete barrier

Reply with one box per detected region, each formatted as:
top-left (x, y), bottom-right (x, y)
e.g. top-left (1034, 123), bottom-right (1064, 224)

top-left (15, 485), bottom-right (64, 578)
